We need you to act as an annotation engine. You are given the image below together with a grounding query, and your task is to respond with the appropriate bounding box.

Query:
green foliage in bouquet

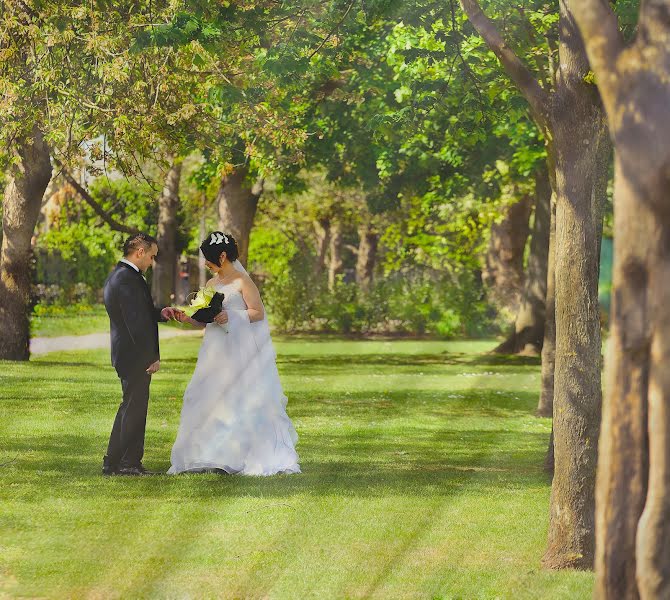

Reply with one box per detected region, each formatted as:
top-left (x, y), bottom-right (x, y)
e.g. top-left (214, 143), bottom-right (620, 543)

top-left (182, 287), bottom-right (219, 318)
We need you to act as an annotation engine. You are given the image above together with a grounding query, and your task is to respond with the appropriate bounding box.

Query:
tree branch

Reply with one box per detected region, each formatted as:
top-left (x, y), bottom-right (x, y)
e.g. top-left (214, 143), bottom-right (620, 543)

top-left (459, 0), bottom-right (550, 125)
top-left (449, 0), bottom-right (487, 109)
top-left (567, 0), bottom-right (623, 100)
top-left (54, 163), bottom-right (141, 236)
top-left (307, 0), bottom-right (355, 59)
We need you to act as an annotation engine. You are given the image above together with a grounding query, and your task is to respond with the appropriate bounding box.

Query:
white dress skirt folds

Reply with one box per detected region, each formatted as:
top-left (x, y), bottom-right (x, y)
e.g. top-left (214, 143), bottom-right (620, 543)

top-left (168, 280), bottom-right (300, 475)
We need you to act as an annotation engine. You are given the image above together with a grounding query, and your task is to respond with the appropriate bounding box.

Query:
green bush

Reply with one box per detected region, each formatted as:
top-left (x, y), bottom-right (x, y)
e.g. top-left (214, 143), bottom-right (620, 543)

top-left (260, 266), bottom-right (498, 338)
top-left (30, 302), bottom-right (107, 336)
top-left (248, 223), bottom-right (499, 338)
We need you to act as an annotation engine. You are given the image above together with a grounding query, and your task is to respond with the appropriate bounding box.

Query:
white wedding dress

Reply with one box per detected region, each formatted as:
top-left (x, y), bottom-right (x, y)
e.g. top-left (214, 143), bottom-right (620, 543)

top-left (167, 273), bottom-right (300, 476)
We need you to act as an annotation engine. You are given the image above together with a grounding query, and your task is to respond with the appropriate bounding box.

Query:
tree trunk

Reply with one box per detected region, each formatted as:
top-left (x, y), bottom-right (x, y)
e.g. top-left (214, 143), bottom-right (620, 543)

top-left (328, 220), bottom-right (344, 291)
top-left (566, 3), bottom-right (670, 596)
top-left (459, 0), bottom-right (611, 572)
top-left (356, 224), bottom-right (378, 291)
top-left (596, 73), bottom-right (670, 600)
top-left (314, 217), bottom-right (330, 276)
top-left (594, 164), bottom-right (653, 599)
top-left (542, 9), bottom-right (611, 568)
top-left (630, 214), bottom-right (670, 600)
top-left (482, 194), bottom-right (532, 315)
top-left (216, 166), bottom-right (263, 267)
top-left (537, 186), bottom-right (557, 417)
top-left (152, 159), bottom-right (182, 307)
top-left (0, 127), bottom-right (52, 360)
top-left (545, 426), bottom-right (555, 474)
top-left (494, 167), bottom-right (551, 355)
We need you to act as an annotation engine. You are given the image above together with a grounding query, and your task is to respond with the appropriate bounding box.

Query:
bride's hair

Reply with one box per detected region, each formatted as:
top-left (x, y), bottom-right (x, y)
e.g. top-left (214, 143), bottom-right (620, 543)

top-left (200, 232), bottom-right (240, 264)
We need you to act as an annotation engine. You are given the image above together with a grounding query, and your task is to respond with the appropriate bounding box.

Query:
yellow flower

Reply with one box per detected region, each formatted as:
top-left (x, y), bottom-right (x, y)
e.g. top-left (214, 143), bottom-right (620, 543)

top-left (182, 286), bottom-right (217, 317)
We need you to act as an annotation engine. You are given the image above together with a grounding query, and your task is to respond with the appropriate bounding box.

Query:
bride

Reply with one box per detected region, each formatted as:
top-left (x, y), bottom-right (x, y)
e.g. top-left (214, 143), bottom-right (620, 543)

top-left (167, 231), bottom-right (300, 476)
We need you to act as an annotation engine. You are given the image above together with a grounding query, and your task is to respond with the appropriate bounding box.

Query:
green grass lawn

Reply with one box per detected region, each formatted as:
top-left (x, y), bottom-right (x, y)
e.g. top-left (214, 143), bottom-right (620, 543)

top-left (0, 338), bottom-right (593, 599)
top-left (31, 304), bottom-right (110, 338)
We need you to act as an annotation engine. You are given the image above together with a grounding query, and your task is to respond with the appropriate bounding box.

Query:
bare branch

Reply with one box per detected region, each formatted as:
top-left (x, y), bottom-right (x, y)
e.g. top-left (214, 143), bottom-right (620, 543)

top-left (56, 87), bottom-right (115, 114)
top-left (308, 0), bottom-right (356, 59)
top-left (54, 161), bottom-right (141, 236)
top-left (459, 0), bottom-right (550, 125)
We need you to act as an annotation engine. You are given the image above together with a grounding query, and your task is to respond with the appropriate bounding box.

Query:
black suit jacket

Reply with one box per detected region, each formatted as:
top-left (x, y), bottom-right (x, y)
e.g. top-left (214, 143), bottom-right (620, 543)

top-left (103, 262), bottom-right (165, 378)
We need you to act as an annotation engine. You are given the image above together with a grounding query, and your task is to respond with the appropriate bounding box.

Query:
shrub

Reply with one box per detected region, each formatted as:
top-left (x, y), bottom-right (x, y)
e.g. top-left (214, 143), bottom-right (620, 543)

top-left (260, 266), bottom-right (498, 338)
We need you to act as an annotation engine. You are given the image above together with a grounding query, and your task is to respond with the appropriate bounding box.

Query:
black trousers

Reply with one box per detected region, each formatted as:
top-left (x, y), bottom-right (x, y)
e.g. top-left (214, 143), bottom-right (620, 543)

top-left (106, 371), bottom-right (152, 467)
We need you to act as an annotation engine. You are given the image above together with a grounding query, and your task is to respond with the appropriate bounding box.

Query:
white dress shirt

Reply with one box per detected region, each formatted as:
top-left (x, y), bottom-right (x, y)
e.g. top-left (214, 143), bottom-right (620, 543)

top-left (120, 258), bottom-right (140, 273)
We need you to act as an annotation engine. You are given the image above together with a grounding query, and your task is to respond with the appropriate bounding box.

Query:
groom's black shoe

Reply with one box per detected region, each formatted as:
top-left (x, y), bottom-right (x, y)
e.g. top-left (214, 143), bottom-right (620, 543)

top-left (102, 456), bottom-right (120, 476)
top-left (118, 463), bottom-right (157, 476)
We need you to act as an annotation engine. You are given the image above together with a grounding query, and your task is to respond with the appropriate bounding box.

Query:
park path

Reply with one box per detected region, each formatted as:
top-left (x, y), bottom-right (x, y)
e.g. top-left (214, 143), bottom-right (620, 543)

top-left (30, 327), bottom-right (202, 355)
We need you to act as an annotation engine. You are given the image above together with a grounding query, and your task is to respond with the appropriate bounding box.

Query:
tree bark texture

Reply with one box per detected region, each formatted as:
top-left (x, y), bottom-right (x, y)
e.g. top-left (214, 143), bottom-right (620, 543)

top-left (494, 167), bottom-right (551, 355)
top-left (152, 159), bottom-right (182, 307)
top-left (314, 217), bottom-right (331, 277)
top-left (482, 194), bottom-right (532, 315)
top-left (356, 224), bottom-right (378, 291)
top-left (545, 426), bottom-right (555, 474)
top-left (537, 186), bottom-right (557, 417)
top-left (542, 5), bottom-right (611, 569)
top-left (216, 166), bottom-right (263, 267)
top-left (328, 220), bottom-right (344, 291)
top-left (567, 2), bottom-right (670, 596)
top-left (0, 127), bottom-right (52, 360)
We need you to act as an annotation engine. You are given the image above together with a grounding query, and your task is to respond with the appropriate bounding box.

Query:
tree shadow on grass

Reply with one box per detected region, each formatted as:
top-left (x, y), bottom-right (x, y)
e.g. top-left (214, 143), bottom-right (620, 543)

top-left (0, 425), bottom-right (551, 502)
top-left (459, 353), bottom-right (541, 367)
top-left (276, 352), bottom-right (540, 369)
top-left (28, 349), bottom-right (539, 376)
top-left (0, 381), bottom-right (552, 596)
top-left (7, 360), bottom-right (103, 369)
top-left (289, 388), bottom-right (541, 419)
top-left (3, 346), bottom-right (547, 500)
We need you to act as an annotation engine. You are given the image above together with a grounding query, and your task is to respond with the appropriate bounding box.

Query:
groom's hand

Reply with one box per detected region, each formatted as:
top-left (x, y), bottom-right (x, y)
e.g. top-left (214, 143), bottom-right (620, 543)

top-left (161, 307), bottom-right (184, 320)
top-left (146, 360), bottom-right (160, 374)
top-left (174, 311), bottom-right (189, 323)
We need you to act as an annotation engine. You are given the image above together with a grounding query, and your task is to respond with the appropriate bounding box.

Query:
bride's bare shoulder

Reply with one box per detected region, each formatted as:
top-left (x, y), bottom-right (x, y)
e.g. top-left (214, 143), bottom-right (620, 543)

top-left (237, 271), bottom-right (257, 288)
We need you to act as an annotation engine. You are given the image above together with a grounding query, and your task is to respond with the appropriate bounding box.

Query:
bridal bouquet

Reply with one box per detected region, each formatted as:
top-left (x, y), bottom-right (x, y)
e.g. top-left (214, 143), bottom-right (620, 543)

top-left (183, 287), bottom-right (226, 325)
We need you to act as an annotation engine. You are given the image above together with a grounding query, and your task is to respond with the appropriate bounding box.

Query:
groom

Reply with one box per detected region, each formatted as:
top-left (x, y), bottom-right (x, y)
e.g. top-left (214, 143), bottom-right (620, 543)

top-left (102, 233), bottom-right (181, 476)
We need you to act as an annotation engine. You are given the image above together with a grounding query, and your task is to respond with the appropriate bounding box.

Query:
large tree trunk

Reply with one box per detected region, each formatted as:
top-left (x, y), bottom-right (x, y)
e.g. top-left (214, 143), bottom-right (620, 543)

top-left (216, 166), bottom-right (263, 267)
top-left (567, 3), bottom-right (670, 596)
top-left (594, 164), bottom-right (654, 599)
top-left (314, 217), bottom-right (330, 276)
top-left (494, 167), bottom-right (552, 355)
top-left (538, 182), bottom-right (557, 417)
top-left (152, 159), bottom-right (182, 307)
top-left (482, 194), bottom-right (532, 315)
top-left (356, 224), bottom-right (378, 291)
top-left (328, 220), bottom-right (344, 291)
top-left (628, 211), bottom-right (670, 600)
top-left (0, 127), bottom-right (52, 360)
top-left (459, 0), bottom-right (610, 572)
top-left (542, 9), bottom-right (611, 569)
